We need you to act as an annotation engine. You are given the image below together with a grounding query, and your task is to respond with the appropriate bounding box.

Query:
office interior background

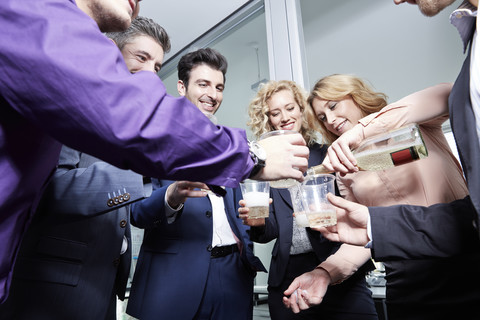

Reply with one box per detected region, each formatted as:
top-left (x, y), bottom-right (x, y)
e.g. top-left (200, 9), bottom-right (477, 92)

top-left (123, 0), bottom-right (465, 318)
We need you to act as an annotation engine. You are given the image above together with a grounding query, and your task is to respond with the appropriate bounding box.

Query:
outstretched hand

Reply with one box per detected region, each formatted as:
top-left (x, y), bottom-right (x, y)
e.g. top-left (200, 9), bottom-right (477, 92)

top-left (255, 133), bottom-right (309, 182)
top-left (166, 181), bottom-right (208, 209)
top-left (282, 267), bottom-right (331, 313)
top-left (311, 193), bottom-right (370, 246)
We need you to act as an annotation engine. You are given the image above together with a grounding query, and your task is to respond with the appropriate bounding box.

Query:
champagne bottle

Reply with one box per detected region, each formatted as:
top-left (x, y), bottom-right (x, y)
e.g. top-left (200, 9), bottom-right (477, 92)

top-left (307, 123), bottom-right (428, 175)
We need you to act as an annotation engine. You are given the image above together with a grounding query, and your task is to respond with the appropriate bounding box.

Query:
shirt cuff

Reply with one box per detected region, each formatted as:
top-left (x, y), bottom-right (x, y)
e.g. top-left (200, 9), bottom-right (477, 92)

top-left (164, 193), bottom-right (183, 224)
top-left (365, 213), bottom-right (373, 248)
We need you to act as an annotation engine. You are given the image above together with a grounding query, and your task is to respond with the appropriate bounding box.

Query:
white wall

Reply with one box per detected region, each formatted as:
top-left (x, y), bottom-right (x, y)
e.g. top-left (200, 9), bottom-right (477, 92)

top-left (300, 0), bottom-right (464, 101)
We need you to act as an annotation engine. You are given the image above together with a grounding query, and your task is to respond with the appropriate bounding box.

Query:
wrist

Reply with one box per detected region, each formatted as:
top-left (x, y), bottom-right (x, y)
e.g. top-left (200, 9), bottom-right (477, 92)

top-left (248, 140), bottom-right (266, 179)
top-left (165, 184), bottom-right (182, 209)
top-left (314, 265), bottom-right (333, 285)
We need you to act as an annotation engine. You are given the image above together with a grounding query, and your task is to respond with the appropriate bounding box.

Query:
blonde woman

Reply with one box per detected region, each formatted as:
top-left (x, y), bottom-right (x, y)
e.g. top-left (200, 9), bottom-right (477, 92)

top-left (240, 80), bottom-right (378, 320)
top-left (285, 74), bottom-right (480, 320)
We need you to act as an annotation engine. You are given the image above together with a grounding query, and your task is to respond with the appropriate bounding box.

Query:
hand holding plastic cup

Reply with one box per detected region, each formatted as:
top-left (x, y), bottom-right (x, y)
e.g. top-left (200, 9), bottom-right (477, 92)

top-left (260, 129), bottom-right (298, 189)
top-left (239, 180), bottom-right (270, 219)
top-left (301, 174), bottom-right (336, 227)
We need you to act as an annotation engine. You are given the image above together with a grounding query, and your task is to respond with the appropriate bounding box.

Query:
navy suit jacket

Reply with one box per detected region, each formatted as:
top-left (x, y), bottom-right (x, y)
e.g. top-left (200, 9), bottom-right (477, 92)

top-left (0, 146), bottom-right (147, 320)
top-left (369, 41), bottom-right (480, 262)
top-left (127, 180), bottom-right (266, 320)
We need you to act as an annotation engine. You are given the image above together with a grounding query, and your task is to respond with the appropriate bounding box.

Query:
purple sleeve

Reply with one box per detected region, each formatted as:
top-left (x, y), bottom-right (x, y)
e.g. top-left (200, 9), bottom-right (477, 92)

top-left (0, 0), bottom-right (252, 188)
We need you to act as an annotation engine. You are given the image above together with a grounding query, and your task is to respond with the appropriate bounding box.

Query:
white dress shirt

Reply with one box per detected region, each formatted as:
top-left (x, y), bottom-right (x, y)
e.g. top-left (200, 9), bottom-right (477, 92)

top-left (164, 190), bottom-right (237, 247)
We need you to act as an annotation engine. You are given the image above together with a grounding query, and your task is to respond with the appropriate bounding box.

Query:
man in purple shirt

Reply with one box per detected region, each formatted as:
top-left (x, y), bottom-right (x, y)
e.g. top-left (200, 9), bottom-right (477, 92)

top-left (0, 0), bottom-right (309, 304)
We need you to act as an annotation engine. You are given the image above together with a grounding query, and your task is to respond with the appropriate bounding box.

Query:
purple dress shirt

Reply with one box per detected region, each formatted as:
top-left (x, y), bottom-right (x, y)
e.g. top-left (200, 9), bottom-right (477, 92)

top-left (0, 0), bottom-right (253, 303)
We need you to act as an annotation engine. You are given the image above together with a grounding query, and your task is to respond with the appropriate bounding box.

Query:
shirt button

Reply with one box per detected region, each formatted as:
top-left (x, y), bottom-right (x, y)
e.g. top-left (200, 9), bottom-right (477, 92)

top-left (120, 220), bottom-right (127, 228)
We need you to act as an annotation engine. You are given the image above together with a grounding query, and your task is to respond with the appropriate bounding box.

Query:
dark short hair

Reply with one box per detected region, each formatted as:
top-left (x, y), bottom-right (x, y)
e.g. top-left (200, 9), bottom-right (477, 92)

top-left (177, 48), bottom-right (228, 88)
top-left (106, 16), bottom-right (171, 53)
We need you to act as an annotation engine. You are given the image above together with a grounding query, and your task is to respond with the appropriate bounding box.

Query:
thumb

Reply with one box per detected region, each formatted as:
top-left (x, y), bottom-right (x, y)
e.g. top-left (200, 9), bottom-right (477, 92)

top-left (284, 279), bottom-right (300, 296)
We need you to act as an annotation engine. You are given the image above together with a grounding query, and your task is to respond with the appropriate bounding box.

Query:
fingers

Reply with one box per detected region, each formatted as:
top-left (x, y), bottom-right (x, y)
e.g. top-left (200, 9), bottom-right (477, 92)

top-left (257, 133), bottom-right (310, 181)
top-left (313, 226), bottom-right (341, 242)
top-left (327, 192), bottom-right (358, 212)
top-left (283, 279), bottom-right (299, 297)
top-left (180, 181), bottom-right (208, 190)
top-left (326, 146), bottom-right (348, 174)
top-left (296, 289), bottom-right (311, 310)
top-left (327, 142), bottom-right (358, 173)
top-left (282, 289), bottom-right (310, 313)
top-left (238, 206), bottom-right (249, 215)
top-left (292, 148), bottom-right (309, 173)
top-left (332, 141), bottom-right (355, 170)
top-left (337, 140), bottom-right (358, 170)
top-left (283, 295), bottom-right (300, 313)
top-left (282, 132), bottom-right (307, 146)
top-left (170, 181), bottom-right (208, 204)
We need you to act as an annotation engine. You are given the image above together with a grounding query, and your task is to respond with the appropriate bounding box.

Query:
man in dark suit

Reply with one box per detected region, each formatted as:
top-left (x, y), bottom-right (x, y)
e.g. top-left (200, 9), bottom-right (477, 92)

top-left (126, 48), bottom-right (266, 320)
top-left (0, 17), bottom-right (171, 320)
top-left (285, 0), bottom-right (480, 318)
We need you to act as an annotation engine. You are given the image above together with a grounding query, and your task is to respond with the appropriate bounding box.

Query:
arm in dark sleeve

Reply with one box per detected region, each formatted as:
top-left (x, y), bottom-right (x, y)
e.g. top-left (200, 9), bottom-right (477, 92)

top-left (42, 146), bottom-right (146, 216)
top-left (370, 196), bottom-right (479, 261)
top-left (130, 179), bottom-right (172, 228)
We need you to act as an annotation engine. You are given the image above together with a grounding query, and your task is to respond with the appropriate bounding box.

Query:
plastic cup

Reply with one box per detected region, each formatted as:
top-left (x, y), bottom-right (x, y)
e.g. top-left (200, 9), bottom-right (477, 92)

top-left (301, 174), bottom-right (336, 227)
top-left (259, 129), bottom-right (298, 189)
top-left (288, 182), bottom-right (310, 227)
top-left (240, 180), bottom-right (270, 219)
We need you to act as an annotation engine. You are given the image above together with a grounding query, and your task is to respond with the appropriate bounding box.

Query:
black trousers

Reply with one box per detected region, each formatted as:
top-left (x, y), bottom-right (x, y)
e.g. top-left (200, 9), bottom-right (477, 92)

top-left (268, 252), bottom-right (378, 320)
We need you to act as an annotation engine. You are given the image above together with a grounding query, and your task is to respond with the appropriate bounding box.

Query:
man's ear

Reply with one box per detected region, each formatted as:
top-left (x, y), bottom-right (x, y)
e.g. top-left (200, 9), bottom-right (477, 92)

top-left (177, 80), bottom-right (186, 97)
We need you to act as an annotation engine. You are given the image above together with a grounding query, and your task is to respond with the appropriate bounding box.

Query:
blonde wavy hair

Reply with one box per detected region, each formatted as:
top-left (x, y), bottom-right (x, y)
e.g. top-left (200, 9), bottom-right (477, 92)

top-left (307, 74), bottom-right (388, 144)
top-left (247, 80), bottom-right (318, 146)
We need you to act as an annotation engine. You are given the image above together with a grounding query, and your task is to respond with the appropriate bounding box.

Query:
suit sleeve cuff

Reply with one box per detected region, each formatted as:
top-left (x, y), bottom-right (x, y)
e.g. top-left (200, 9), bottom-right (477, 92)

top-left (365, 213), bottom-right (373, 248)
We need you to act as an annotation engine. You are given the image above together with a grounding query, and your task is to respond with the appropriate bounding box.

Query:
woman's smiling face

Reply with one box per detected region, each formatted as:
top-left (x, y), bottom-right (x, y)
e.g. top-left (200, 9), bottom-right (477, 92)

top-left (267, 89), bottom-right (303, 132)
top-left (311, 96), bottom-right (364, 137)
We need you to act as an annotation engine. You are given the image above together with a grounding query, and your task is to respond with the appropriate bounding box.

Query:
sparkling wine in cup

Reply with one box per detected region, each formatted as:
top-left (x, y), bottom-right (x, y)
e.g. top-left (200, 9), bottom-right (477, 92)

top-left (301, 174), bottom-right (337, 228)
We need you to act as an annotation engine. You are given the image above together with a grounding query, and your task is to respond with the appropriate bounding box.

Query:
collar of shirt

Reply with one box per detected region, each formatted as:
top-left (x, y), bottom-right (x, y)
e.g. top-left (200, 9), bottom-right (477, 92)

top-left (450, 0), bottom-right (477, 52)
